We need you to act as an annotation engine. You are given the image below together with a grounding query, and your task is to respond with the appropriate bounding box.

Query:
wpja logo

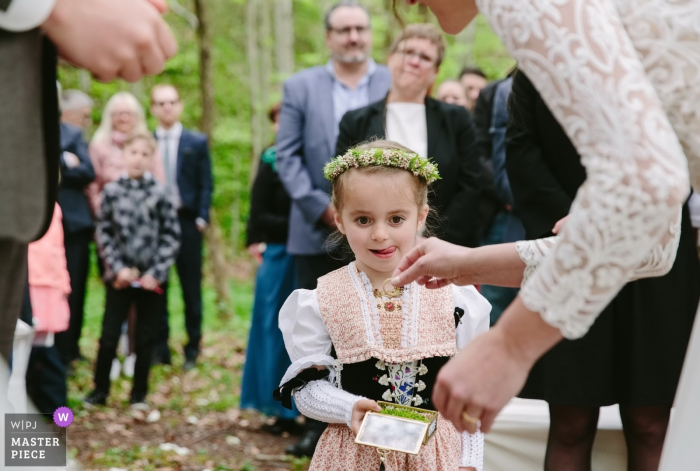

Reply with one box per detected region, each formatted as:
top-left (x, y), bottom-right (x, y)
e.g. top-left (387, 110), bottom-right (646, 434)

top-left (5, 411), bottom-right (70, 467)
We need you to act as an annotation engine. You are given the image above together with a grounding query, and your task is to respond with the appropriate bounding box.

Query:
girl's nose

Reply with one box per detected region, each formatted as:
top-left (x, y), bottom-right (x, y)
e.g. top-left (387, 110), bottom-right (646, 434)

top-left (371, 224), bottom-right (389, 241)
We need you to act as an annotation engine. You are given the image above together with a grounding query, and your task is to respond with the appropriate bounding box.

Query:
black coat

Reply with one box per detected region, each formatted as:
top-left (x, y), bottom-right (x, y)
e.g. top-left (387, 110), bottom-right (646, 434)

top-left (335, 96), bottom-right (482, 247)
top-left (59, 122), bottom-right (95, 234)
top-left (506, 70), bottom-right (700, 405)
top-left (173, 128), bottom-right (214, 222)
top-left (246, 147), bottom-right (291, 246)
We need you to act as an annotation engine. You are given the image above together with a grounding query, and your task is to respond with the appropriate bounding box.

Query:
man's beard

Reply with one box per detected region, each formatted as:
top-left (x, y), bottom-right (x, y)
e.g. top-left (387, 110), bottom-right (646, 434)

top-left (333, 50), bottom-right (369, 64)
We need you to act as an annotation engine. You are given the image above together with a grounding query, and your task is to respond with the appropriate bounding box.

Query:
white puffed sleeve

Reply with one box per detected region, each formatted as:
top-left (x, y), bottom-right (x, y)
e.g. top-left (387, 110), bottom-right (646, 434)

top-left (278, 289), bottom-right (335, 385)
top-left (453, 285), bottom-right (491, 350)
top-left (0, 0), bottom-right (55, 31)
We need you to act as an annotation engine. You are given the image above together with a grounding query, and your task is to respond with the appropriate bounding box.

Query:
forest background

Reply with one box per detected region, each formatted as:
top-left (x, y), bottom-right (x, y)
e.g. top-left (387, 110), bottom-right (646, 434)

top-left (59, 2), bottom-right (515, 468)
top-left (58, 0), bottom-right (515, 314)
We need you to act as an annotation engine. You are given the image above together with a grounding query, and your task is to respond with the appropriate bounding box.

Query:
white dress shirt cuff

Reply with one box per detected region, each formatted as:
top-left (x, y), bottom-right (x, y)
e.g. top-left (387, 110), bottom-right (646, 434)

top-left (0, 0), bottom-right (56, 32)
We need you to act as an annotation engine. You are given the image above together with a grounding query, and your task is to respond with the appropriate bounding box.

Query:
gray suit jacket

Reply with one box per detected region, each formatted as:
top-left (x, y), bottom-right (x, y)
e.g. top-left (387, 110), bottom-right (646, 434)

top-left (0, 28), bottom-right (59, 243)
top-left (276, 64), bottom-right (392, 255)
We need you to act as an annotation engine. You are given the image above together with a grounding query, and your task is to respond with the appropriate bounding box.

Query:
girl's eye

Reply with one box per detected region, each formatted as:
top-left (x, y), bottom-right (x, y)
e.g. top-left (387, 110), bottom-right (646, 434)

top-left (356, 216), bottom-right (371, 225)
top-left (390, 216), bottom-right (404, 224)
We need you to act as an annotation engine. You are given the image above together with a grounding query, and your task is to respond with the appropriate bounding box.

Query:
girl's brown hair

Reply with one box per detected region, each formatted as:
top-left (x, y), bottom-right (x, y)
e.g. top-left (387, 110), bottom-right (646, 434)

top-left (330, 140), bottom-right (430, 212)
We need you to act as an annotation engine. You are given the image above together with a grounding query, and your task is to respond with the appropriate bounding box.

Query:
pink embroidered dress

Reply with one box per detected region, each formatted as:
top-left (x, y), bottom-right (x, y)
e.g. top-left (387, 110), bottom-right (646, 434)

top-left (278, 262), bottom-right (491, 470)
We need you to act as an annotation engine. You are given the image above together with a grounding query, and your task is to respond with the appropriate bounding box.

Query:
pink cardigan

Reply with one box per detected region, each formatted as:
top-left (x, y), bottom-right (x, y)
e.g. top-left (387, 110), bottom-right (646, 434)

top-left (86, 133), bottom-right (166, 216)
top-left (28, 204), bottom-right (71, 294)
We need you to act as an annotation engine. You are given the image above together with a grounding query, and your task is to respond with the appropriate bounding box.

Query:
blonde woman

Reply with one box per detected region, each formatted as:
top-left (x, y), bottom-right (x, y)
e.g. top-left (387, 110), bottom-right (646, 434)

top-left (87, 92), bottom-right (165, 215)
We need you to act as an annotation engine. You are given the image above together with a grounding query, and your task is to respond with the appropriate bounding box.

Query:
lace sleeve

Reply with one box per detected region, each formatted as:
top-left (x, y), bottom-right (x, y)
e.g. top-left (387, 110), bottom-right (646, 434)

top-left (516, 209), bottom-right (682, 285)
top-left (460, 430), bottom-right (484, 470)
top-left (293, 379), bottom-right (364, 427)
top-left (477, 0), bottom-right (690, 339)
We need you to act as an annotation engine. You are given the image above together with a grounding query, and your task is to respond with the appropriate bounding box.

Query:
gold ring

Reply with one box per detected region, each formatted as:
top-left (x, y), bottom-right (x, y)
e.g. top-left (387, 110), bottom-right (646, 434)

top-left (462, 411), bottom-right (480, 425)
top-left (382, 277), bottom-right (394, 292)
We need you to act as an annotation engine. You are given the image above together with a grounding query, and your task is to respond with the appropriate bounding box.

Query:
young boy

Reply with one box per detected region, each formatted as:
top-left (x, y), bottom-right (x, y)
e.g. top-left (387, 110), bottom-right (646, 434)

top-left (85, 131), bottom-right (180, 410)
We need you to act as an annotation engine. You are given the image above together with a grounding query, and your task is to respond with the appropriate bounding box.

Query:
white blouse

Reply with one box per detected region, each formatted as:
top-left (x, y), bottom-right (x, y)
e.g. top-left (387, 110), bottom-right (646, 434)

top-left (385, 102), bottom-right (428, 158)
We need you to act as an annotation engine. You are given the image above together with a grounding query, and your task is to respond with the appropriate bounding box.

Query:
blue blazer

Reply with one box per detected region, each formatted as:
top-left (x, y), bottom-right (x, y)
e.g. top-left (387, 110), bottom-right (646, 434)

top-left (59, 122), bottom-right (95, 234)
top-left (175, 128), bottom-right (213, 222)
top-left (276, 64), bottom-right (392, 255)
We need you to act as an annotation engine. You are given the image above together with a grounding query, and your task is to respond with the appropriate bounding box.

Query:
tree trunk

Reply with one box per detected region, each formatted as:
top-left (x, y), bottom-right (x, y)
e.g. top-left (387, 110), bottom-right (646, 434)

top-left (273, 0), bottom-right (294, 79)
top-left (194, 0), bottom-right (232, 318)
top-left (246, 0), bottom-right (264, 171)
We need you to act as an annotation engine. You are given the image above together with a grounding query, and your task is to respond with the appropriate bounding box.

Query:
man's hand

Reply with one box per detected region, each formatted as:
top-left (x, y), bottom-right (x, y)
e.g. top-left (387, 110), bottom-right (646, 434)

top-left (196, 218), bottom-right (208, 233)
top-left (139, 274), bottom-right (160, 291)
top-left (114, 267), bottom-right (136, 290)
top-left (41, 0), bottom-right (177, 82)
top-left (62, 152), bottom-right (80, 168)
top-left (350, 399), bottom-right (381, 437)
top-left (320, 204), bottom-right (337, 229)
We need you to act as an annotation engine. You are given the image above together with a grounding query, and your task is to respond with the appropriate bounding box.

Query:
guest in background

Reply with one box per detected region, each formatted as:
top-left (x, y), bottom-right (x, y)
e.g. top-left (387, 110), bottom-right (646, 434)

top-left (507, 71), bottom-right (700, 471)
top-left (241, 103), bottom-right (299, 435)
top-left (54, 99), bottom-right (96, 369)
top-left (474, 76), bottom-right (523, 325)
top-left (60, 89), bottom-right (93, 131)
top-left (150, 84), bottom-right (213, 371)
top-left (436, 79), bottom-right (469, 108)
top-left (26, 203), bottom-right (70, 415)
top-left (87, 91), bottom-right (165, 216)
top-left (275, 0), bottom-right (391, 456)
top-left (88, 92), bottom-right (166, 378)
top-left (459, 66), bottom-right (487, 111)
top-left (85, 131), bottom-right (179, 410)
top-left (336, 23), bottom-right (482, 247)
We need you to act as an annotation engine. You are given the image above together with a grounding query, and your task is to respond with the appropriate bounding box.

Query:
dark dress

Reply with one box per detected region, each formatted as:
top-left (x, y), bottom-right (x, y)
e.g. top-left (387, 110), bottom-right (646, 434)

top-left (336, 96), bottom-right (482, 247)
top-left (507, 71), bottom-right (700, 406)
top-left (241, 147), bottom-right (298, 418)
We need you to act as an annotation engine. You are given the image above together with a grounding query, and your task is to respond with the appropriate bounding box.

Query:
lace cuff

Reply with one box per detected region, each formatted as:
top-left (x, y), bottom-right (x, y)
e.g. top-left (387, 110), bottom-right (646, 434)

top-left (460, 430), bottom-right (484, 470)
top-left (292, 379), bottom-right (364, 427)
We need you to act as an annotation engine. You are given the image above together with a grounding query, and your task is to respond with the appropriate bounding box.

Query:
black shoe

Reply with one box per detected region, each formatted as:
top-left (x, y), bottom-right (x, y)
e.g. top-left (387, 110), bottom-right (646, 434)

top-left (284, 426), bottom-right (324, 457)
top-left (151, 349), bottom-right (172, 366)
top-left (182, 359), bottom-right (197, 371)
top-left (262, 418), bottom-right (302, 436)
top-left (83, 390), bottom-right (108, 407)
top-left (129, 395), bottom-right (149, 411)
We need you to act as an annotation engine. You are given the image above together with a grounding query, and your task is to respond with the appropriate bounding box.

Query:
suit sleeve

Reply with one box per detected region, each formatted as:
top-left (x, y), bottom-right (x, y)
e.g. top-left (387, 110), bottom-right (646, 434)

top-left (505, 72), bottom-right (573, 239)
top-left (276, 79), bottom-right (330, 225)
top-left (0, 0), bottom-right (54, 31)
top-left (441, 108), bottom-right (482, 247)
top-left (197, 135), bottom-right (214, 223)
top-left (60, 130), bottom-right (95, 188)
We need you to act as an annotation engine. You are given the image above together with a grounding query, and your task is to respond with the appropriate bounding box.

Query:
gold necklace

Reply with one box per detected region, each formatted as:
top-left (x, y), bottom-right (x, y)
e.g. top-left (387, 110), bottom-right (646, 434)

top-left (373, 278), bottom-right (404, 312)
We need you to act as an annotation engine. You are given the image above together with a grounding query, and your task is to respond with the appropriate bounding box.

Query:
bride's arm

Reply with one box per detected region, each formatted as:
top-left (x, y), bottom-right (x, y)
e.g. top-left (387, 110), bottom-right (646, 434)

top-left (476, 0), bottom-right (688, 338)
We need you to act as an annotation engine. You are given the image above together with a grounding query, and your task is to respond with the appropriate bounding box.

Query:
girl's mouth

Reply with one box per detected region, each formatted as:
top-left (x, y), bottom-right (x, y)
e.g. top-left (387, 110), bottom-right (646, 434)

top-left (370, 247), bottom-right (397, 259)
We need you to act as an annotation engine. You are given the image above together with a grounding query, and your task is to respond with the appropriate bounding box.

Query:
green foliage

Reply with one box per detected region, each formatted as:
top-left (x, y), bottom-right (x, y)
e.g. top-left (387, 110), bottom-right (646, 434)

top-left (57, 1), bottom-right (513, 254)
top-left (379, 404), bottom-right (432, 423)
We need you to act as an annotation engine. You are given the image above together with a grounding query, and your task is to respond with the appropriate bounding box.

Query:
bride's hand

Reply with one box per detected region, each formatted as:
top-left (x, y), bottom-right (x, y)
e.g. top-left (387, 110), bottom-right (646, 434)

top-left (391, 237), bottom-right (474, 288)
top-left (433, 297), bottom-right (563, 433)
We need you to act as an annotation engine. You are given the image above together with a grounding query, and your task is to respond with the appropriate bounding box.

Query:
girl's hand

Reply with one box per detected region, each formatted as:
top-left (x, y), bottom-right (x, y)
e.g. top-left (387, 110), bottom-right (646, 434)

top-left (459, 468), bottom-right (477, 471)
top-left (140, 274), bottom-right (160, 291)
top-left (350, 399), bottom-right (381, 437)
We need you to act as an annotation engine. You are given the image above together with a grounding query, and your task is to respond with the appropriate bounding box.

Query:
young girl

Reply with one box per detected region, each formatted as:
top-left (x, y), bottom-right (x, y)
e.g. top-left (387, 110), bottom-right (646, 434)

top-left (275, 141), bottom-right (490, 470)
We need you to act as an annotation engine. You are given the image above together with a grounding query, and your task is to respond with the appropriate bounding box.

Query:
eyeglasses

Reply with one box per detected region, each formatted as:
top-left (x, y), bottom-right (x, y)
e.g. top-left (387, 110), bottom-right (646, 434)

top-left (328, 25), bottom-right (370, 37)
top-left (395, 48), bottom-right (437, 67)
top-left (153, 99), bottom-right (180, 107)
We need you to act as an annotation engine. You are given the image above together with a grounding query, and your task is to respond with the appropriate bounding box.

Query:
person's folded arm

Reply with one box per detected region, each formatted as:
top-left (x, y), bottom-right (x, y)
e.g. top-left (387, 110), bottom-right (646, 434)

top-left (60, 133), bottom-right (95, 188)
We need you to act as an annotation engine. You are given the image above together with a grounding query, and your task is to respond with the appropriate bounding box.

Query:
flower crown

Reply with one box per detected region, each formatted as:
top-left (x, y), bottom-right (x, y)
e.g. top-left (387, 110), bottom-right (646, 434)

top-left (323, 147), bottom-right (441, 184)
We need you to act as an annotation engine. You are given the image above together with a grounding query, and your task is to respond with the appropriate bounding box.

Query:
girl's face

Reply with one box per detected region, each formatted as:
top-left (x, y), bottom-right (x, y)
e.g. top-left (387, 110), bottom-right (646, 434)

top-left (334, 169), bottom-right (429, 279)
top-left (404, 0), bottom-right (478, 35)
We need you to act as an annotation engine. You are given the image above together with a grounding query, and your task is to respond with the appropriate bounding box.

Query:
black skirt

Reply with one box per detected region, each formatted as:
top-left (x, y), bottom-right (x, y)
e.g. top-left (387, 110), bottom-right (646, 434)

top-left (519, 206), bottom-right (700, 406)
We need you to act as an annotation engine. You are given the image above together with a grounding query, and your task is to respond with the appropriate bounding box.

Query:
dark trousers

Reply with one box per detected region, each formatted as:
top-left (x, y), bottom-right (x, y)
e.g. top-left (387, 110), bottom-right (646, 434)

top-left (0, 239), bottom-right (28, 362)
top-left (26, 345), bottom-right (67, 414)
top-left (55, 228), bottom-right (92, 364)
top-left (294, 252), bottom-right (348, 433)
top-left (156, 215), bottom-right (203, 361)
top-left (94, 286), bottom-right (163, 400)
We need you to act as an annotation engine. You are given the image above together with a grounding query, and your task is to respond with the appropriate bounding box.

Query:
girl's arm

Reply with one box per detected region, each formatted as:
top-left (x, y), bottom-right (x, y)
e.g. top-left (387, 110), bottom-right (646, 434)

top-left (293, 380), bottom-right (374, 429)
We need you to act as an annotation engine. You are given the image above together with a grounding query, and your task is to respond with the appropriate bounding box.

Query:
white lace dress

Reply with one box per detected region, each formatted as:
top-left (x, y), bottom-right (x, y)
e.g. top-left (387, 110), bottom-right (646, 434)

top-left (475, 0), bottom-right (700, 467)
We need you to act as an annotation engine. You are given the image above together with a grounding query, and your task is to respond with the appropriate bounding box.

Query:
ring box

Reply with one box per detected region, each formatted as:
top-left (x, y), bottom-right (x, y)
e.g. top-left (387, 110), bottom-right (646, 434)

top-left (354, 401), bottom-right (438, 455)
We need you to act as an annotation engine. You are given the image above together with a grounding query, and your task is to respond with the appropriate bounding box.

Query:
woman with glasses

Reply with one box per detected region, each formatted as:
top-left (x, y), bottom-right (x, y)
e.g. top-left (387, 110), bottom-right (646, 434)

top-left (336, 23), bottom-right (482, 248)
